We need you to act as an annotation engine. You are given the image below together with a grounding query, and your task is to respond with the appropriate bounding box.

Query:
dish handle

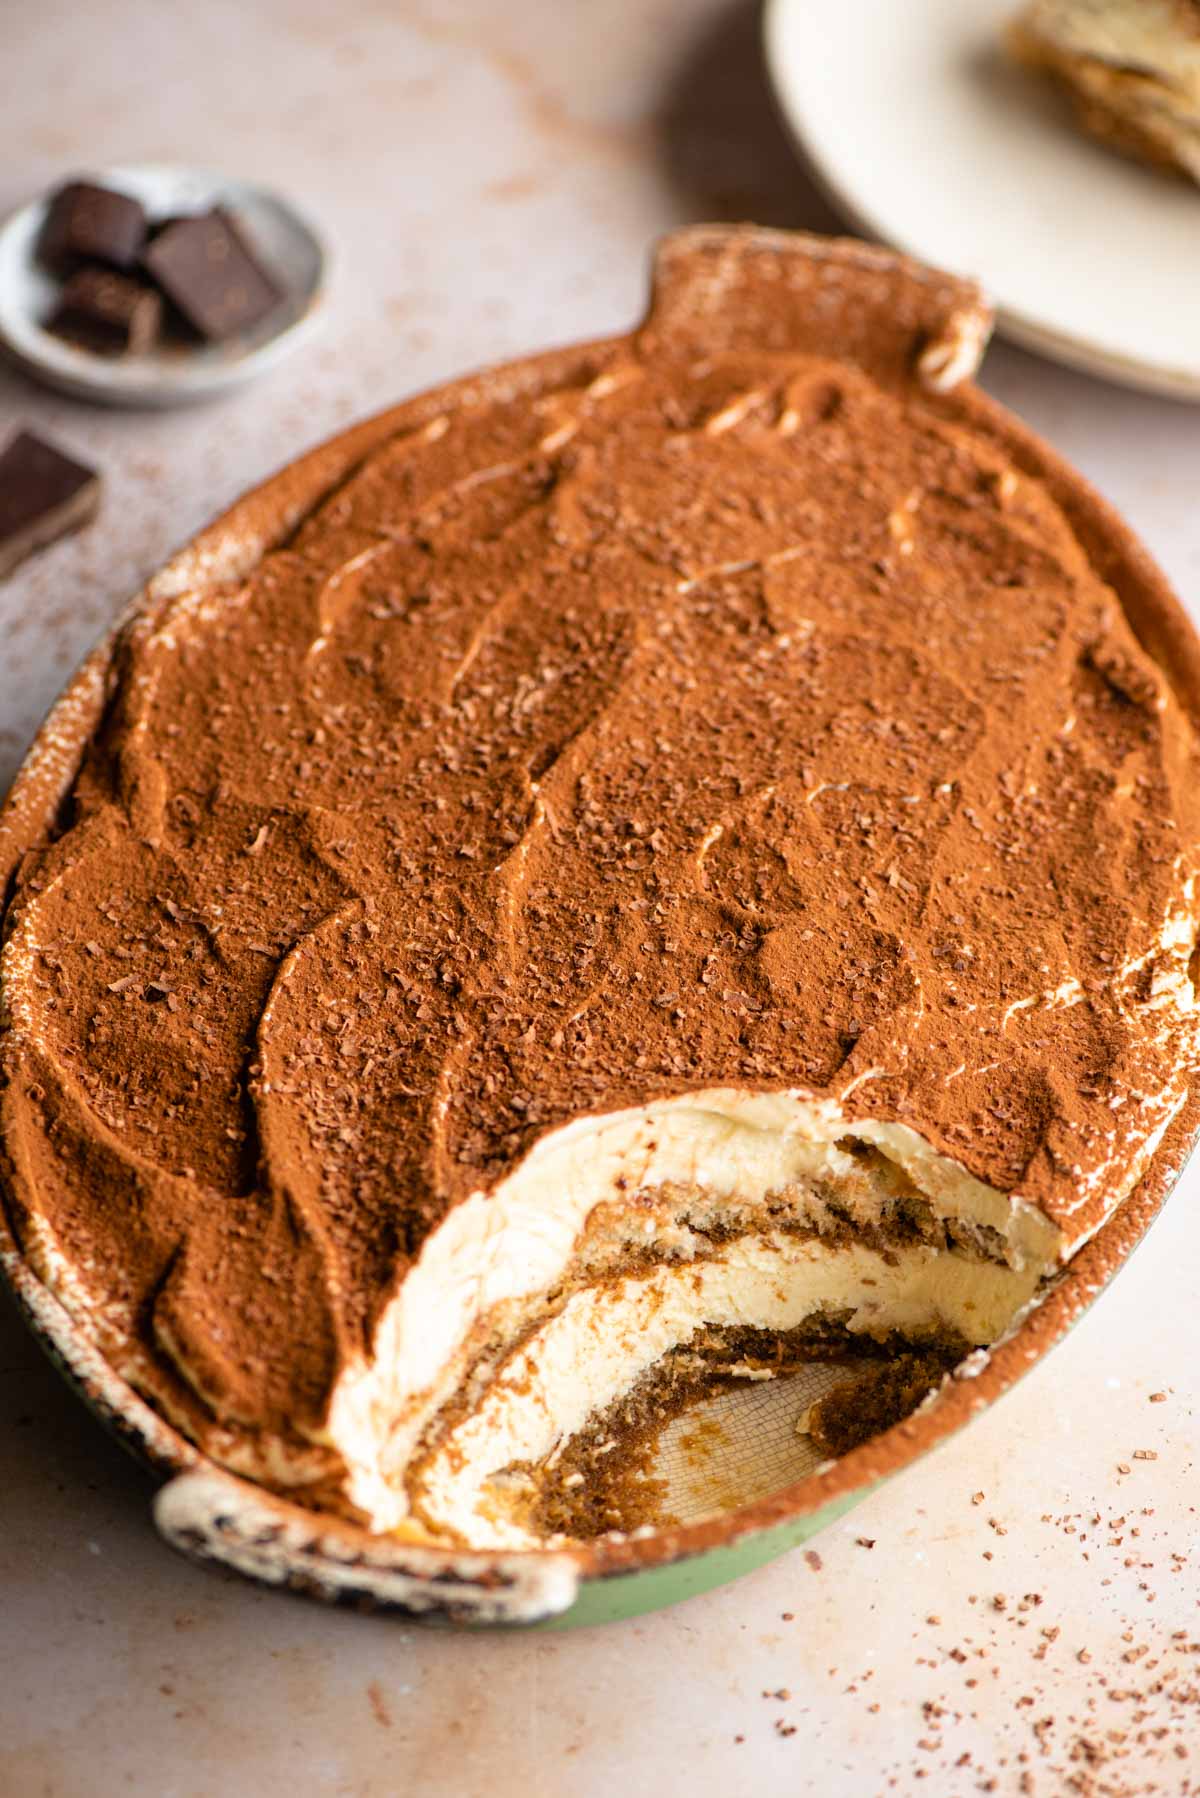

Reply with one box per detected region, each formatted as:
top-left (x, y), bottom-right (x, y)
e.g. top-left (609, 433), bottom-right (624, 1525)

top-left (154, 1466), bottom-right (581, 1626)
top-left (641, 223), bottom-right (992, 394)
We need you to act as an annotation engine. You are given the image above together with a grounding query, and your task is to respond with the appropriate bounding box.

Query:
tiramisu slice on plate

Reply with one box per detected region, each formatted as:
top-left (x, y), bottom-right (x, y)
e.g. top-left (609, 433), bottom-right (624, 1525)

top-left (3, 227), bottom-right (1199, 1555)
top-left (1010, 0), bottom-right (1200, 181)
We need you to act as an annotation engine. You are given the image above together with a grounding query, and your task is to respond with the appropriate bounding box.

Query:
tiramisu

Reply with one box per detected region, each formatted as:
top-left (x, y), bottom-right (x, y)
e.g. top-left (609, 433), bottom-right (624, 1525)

top-left (1009, 1), bottom-right (1200, 182)
top-left (2, 228), bottom-right (1198, 1551)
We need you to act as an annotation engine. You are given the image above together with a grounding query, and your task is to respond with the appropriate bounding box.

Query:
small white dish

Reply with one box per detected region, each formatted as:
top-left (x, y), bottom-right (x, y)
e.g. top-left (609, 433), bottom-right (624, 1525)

top-left (764, 0), bottom-right (1200, 400)
top-left (0, 164), bottom-right (329, 407)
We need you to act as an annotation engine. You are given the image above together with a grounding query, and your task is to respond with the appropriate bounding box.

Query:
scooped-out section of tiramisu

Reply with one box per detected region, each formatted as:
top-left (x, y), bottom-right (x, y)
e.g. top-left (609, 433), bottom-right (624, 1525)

top-left (327, 1094), bottom-right (1066, 1545)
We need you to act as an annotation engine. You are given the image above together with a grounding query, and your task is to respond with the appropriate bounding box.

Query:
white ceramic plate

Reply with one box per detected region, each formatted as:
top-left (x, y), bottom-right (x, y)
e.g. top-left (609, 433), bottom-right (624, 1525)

top-left (0, 165), bottom-right (328, 407)
top-left (764, 0), bottom-right (1200, 399)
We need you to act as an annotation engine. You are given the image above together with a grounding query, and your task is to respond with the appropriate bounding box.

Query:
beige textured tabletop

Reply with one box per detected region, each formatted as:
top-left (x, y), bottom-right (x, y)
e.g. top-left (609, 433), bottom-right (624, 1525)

top-left (2, 4), bottom-right (1199, 1793)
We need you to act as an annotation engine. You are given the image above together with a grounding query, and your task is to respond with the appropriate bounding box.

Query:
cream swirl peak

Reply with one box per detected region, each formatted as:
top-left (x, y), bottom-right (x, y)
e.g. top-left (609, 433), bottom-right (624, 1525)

top-left (2, 229), bottom-right (1199, 1545)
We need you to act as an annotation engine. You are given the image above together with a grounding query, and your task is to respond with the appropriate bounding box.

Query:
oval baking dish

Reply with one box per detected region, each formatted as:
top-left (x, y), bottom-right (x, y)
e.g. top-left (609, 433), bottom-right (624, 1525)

top-left (2, 227), bottom-right (1198, 1627)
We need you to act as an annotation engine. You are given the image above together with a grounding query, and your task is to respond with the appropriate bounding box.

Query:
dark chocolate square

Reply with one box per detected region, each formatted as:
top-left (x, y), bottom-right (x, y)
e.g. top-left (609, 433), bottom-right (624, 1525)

top-left (37, 181), bottom-right (147, 276)
top-left (141, 209), bottom-right (284, 342)
top-left (0, 431), bottom-right (101, 579)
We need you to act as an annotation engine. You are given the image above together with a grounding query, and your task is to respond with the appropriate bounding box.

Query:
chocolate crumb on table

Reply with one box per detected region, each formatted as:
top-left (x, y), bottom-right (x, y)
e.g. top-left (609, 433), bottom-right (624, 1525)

top-left (744, 1451), bottom-right (1198, 1789)
top-left (0, 430), bottom-right (101, 580)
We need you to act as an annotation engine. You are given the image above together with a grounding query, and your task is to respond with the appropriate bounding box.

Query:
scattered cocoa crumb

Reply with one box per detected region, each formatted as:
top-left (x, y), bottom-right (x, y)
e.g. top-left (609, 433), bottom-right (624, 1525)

top-left (743, 1464), bottom-right (1199, 1783)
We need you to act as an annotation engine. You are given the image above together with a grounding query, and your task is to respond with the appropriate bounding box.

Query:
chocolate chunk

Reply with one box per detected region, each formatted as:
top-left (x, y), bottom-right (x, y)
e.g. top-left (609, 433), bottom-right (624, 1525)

top-left (141, 209), bottom-right (284, 342)
top-left (142, 217), bottom-right (220, 342)
top-left (0, 431), bottom-right (101, 580)
top-left (46, 267), bottom-right (163, 356)
top-left (37, 181), bottom-right (147, 276)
